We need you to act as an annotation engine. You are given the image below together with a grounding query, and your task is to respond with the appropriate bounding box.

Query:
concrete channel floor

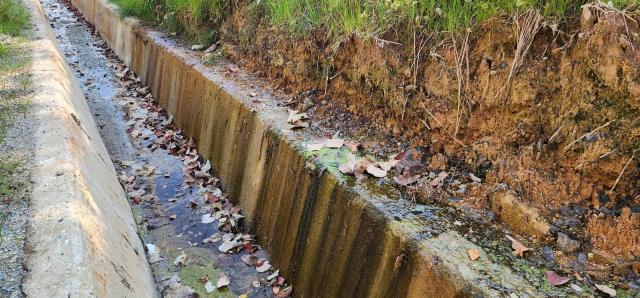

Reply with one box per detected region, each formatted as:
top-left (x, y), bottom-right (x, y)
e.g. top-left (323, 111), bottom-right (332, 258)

top-left (41, 0), bottom-right (289, 296)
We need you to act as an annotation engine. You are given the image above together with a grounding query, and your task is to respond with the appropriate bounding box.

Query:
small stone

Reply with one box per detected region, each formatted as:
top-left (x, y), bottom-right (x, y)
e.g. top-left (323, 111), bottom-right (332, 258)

top-left (557, 232), bottom-right (580, 253)
top-left (577, 252), bottom-right (587, 263)
top-left (541, 245), bottom-right (555, 261)
top-left (570, 284), bottom-right (583, 293)
top-left (411, 205), bottom-right (426, 214)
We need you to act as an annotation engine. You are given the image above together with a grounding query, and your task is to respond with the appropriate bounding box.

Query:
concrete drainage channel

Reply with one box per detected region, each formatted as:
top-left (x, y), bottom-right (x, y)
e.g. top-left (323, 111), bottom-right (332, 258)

top-left (30, 0), bottom-right (550, 297)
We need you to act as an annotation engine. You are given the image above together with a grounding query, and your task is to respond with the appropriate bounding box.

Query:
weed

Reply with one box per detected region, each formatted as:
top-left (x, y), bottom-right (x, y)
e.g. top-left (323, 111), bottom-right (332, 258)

top-left (0, 0), bottom-right (29, 36)
top-left (0, 158), bottom-right (18, 198)
top-left (109, 0), bottom-right (640, 45)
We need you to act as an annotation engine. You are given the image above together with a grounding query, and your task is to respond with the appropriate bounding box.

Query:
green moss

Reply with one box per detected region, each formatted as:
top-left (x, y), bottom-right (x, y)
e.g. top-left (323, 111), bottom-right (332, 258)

top-left (178, 263), bottom-right (234, 298)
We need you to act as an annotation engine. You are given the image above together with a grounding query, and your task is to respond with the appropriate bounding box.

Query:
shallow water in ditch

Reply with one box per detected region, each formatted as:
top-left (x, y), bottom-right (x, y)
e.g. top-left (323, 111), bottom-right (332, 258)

top-left (41, 0), bottom-right (286, 296)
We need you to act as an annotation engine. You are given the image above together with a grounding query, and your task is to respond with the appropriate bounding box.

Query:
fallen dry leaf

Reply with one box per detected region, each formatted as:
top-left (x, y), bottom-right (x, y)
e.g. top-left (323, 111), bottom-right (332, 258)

top-left (545, 271), bottom-right (570, 286)
top-left (218, 236), bottom-right (241, 253)
top-left (201, 213), bottom-right (216, 224)
top-left (287, 110), bottom-right (308, 124)
top-left (344, 140), bottom-right (360, 152)
top-left (467, 249), bottom-right (480, 261)
top-left (241, 254), bottom-right (258, 266)
top-left (307, 143), bottom-right (324, 151)
top-left (506, 235), bottom-right (529, 257)
top-left (378, 159), bottom-right (399, 171)
top-left (339, 162), bottom-right (356, 175)
top-left (275, 286), bottom-right (293, 298)
top-left (393, 172), bottom-right (419, 186)
top-left (204, 281), bottom-right (215, 293)
top-left (595, 284), bottom-right (617, 297)
top-left (395, 151), bottom-right (425, 175)
top-left (202, 233), bottom-right (222, 244)
top-left (174, 253), bottom-right (187, 266)
top-left (256, 260), bottom-right (271, 273)
top-left (430, 171), bottom-right (449, 187)
top-left (366, 164), bottom-right (387, 178)
top-left (216, 275), bottom-right (230, 289)
top-left (324, 138), bottom-right (344, 148)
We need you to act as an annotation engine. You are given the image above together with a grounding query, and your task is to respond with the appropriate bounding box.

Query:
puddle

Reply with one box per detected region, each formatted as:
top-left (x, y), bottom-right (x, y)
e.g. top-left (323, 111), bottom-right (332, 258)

top-left (41, 0), bottom-right (288, 296)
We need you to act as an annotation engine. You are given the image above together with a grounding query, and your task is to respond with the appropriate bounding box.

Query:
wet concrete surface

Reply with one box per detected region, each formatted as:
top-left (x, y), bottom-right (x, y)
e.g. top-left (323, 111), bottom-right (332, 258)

top-left (41, 0), bottom-right (285, 296)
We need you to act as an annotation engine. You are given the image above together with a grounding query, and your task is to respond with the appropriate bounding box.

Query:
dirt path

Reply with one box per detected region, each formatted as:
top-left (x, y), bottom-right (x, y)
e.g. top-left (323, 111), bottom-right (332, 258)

top-left (41, 0), bottom-right (289, 296)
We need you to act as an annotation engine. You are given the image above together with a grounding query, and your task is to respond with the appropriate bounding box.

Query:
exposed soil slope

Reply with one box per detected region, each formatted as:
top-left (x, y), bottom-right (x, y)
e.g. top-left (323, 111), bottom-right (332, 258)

top-left (220, 4), bottom-right (640, 269)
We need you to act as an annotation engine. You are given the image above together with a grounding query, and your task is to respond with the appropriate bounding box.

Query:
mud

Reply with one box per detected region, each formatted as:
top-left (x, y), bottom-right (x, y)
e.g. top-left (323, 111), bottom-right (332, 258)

top-left (42, 1), bottom-right (285, 296)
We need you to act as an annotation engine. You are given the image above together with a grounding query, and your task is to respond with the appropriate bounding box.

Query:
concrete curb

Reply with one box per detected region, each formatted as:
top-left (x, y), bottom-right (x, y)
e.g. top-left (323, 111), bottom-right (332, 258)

top-left (22, 0), bottom-right (157, 296)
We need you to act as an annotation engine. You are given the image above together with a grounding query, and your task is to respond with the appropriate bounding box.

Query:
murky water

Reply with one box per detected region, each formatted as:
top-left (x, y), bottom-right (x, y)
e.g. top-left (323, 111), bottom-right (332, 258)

top-left (41, 1), bottom-right (281, 296)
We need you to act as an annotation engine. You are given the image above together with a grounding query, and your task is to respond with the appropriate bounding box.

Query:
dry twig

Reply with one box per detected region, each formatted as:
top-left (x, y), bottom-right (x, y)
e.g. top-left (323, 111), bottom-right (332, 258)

top-left (420, 102), bottom-right (465, 147)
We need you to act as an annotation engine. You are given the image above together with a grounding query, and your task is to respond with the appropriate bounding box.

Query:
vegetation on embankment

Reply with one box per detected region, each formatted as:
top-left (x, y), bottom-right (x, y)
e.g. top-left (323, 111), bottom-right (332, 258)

top-left (0, 0), bottom-right (31, 198)
top-left (111, 0), bottom-right (639, 43)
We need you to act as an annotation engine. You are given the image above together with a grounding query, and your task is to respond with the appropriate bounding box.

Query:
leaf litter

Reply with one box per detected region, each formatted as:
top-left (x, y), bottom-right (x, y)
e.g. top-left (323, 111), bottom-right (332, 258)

top-left (106, 43), bottom-right (292, 297)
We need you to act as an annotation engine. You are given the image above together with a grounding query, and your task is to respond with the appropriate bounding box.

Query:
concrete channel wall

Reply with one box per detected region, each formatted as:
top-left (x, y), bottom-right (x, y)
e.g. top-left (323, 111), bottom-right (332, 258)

top-left (66, 0), bottom-right (542, 296)
top-left (22, 0), bottom-right (157, 296)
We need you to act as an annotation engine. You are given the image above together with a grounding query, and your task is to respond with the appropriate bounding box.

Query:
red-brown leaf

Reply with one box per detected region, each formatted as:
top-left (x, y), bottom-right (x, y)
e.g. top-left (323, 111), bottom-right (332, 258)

top-left (545, 271), bottom-right (571, 286)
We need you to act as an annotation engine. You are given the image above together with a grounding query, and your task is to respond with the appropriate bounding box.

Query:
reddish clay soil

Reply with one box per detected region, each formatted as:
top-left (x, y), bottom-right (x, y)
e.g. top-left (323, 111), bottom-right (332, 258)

top-left (219, 4), bottom-right (640, 271)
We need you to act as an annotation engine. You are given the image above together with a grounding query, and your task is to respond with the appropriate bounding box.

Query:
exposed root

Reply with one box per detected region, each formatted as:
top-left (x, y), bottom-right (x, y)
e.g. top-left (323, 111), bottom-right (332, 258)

top-left (497, 10), bottom-right (543, 103)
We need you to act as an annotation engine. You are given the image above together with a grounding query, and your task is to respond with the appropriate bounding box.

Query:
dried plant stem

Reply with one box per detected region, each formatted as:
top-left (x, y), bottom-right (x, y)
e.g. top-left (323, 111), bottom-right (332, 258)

top-left (420, 102), bottom-right (465, 147)
top-left (608, 152), bottom-right (636, 196)
top-left (452, 32), bottom-right (469, 137)
top-left (563, 120), bottom-right (615, 151)
top-left (497, 10), bottom-right (543, 102)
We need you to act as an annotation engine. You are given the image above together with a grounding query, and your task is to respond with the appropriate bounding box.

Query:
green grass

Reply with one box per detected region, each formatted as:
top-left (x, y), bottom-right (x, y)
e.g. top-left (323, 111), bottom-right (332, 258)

top-left (112, 0), bottom-right (235, 43)
top-left (0, 0), bottom-right (29, 36)
top-left (0, 159), bottom-right (18, 198)
top-left (109, 0), bottom-right (640, 45)
top-left (0, 0), bottom-right (30, 200)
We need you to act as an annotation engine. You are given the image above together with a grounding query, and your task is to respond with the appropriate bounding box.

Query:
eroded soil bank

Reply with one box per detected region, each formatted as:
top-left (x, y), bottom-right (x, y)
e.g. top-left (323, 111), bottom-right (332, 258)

top-left (220, 3), bottom-right (640, 279)
top-left (42, 1), bottom-right (291, 296)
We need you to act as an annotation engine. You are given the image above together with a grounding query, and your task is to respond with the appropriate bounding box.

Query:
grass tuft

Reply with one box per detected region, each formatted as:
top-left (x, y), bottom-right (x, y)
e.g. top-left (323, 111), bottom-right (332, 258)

top-left (108, 0), bottom-right (640, 45)
top-left (0, 0), bottom-right (29, 36)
